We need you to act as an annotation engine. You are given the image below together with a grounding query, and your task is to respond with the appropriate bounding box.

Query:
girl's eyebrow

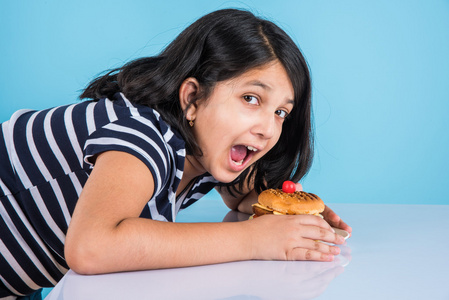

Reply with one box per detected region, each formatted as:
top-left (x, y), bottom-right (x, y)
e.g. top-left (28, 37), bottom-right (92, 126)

top-left (243, 80), bottom-right (294, 105)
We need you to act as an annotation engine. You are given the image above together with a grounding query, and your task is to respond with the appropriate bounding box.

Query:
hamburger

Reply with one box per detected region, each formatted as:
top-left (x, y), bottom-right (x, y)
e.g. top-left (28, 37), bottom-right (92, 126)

top-left (252, 186), bottom-right (325, 217)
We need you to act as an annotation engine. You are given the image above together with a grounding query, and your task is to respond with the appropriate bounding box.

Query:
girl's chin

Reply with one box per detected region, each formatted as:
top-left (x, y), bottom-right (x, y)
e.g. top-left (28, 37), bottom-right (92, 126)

top-left (210, 172), bottom-right (240, 184)
top-left (202, 155), bottom-right (254, 183)
top-left (208, 167), bottom-right (243, 184)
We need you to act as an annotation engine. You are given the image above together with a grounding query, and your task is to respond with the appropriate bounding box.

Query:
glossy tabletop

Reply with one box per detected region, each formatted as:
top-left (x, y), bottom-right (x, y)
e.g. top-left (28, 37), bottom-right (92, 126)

top-left (45, 203), bottom-right (449, 299)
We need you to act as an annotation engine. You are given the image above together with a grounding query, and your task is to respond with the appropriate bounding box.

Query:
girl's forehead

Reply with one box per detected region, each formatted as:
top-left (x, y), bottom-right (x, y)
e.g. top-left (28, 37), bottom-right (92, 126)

top-left (231, 62), bottom-right (282, 81)
top-left (222, 62), bottom-right (294, 99)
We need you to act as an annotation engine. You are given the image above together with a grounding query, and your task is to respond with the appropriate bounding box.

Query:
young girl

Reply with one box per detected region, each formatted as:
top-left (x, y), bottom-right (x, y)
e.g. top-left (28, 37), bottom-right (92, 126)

top-left (0, 8), bottom-right (351, 299)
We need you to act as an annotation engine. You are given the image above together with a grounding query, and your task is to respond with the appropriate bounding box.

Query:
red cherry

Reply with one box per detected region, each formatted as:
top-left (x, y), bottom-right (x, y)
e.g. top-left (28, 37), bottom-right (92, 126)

top-left (282, 181), bottom-right (296, 193)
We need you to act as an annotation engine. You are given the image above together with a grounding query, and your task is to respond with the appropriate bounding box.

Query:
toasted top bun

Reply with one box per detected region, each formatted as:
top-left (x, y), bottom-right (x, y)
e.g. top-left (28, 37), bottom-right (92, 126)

top-left (257, 189), bottom-right (325, 215)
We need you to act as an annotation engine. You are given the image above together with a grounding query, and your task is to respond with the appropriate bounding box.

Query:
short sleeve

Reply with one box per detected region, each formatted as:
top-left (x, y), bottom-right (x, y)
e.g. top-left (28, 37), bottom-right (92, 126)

top-left (83, 115), bottom-right (171, 195)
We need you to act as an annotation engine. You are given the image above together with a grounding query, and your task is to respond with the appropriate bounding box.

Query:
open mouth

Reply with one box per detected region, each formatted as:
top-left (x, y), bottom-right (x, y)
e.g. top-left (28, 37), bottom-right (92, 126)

top-left (230, 145), bottom-right (259, 167)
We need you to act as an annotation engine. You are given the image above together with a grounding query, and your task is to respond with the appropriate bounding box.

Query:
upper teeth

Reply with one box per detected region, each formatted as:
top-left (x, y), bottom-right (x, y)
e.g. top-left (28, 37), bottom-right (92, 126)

top-left (247, 146), bottom-right (258, 152)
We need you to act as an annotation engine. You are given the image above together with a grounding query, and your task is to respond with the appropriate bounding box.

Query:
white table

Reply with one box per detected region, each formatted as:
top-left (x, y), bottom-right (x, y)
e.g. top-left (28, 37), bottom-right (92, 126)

top-left (45, 203), bottom-right (449, 299)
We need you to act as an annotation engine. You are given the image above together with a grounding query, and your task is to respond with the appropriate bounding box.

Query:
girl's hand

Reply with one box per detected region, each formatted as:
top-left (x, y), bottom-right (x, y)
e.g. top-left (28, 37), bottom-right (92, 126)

top-left (296, 182), bottom-right (352, 236)
top-left (322, 205), bottom-right (352, 235)
top-left (295, 182), bottom-right (304, 192)
top-left (246, 214), bottom-right (345, 262)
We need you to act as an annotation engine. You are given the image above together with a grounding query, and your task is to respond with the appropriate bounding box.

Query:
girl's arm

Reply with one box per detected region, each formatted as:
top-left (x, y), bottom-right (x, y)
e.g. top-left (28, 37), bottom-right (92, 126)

top-left (217, 185), bottom-right (258, 215)
top-left (65, 151), bottom-right (344, 275)
top-left (216, 170), bottom-right (261, 214)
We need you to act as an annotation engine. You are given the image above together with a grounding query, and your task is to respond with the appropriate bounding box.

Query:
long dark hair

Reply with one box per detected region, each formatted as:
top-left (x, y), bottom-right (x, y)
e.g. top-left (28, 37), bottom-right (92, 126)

top-left (80, 8), bottom-right (313, 193)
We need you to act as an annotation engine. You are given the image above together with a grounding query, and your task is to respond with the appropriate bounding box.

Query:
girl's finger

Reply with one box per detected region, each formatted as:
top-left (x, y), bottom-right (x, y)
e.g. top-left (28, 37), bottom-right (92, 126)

top-left (291, 214), bottom-right (335, 233)
top-left (288, 247), bottom-right (335, 262)
top-left (299, 225), bottom-right (345, 245)
top-left (323, 206), bottom-right (352, 234)
top-left (302, 239), bottom-right (341, 255)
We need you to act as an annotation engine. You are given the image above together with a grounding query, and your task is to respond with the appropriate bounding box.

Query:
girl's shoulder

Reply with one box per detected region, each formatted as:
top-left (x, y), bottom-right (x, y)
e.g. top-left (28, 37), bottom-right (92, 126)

top-left (82, 93), bottom-right (184, 149)
top-left (108, 93), bottom-right (185, 147)
top-left (97, 92), bottom-right (160, 123)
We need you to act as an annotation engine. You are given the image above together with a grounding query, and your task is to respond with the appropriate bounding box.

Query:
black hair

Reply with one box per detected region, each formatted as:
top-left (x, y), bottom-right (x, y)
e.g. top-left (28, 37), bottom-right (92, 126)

top-left (80, 8), bottom-right (313, 193)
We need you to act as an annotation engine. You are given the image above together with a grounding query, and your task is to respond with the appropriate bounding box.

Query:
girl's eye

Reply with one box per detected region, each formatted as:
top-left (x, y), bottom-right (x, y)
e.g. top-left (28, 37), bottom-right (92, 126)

top-left (243, 95), bottom-right (259, 105)
top-left (275, 109), bottom-right (289, 119)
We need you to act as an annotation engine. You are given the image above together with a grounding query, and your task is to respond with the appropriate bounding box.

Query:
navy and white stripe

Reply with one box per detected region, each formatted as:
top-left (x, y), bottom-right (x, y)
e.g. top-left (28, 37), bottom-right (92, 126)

top-left (0, 93), bottom-right (217, 298)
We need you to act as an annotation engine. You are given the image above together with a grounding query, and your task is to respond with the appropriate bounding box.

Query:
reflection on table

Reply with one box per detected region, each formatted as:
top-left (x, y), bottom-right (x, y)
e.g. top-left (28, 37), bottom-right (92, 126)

top-left (46, 248), bottom-right (351, 300)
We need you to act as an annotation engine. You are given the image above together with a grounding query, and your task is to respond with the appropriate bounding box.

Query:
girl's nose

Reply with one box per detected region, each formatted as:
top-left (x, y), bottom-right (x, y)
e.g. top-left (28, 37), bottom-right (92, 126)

top-left (252, 114), bottom-right (275, 139)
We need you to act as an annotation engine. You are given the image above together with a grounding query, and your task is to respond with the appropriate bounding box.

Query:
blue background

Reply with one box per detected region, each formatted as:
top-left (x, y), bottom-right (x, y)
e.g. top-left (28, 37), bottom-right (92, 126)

top-left (1, 0), bottom-right (448, 205)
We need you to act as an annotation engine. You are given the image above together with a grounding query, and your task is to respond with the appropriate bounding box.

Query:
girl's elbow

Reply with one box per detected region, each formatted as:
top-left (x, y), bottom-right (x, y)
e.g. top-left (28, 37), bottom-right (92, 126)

top-left (65, 238), bottom-right (103, 275)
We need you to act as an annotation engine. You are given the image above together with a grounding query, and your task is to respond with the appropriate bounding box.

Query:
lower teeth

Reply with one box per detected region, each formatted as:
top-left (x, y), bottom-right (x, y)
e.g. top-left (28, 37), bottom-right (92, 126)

top-left (233, 160), bottom-right (244, 166)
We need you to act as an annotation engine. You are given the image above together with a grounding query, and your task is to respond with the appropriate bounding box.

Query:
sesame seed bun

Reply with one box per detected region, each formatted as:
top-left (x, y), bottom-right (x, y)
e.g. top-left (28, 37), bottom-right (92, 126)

top-left (253, 189), bottom-right (325, 216)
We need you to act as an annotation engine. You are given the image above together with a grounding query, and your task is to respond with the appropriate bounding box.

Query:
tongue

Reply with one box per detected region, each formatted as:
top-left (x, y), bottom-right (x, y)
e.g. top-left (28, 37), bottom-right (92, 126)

top-left (231, 145), bottom-right (247, 162)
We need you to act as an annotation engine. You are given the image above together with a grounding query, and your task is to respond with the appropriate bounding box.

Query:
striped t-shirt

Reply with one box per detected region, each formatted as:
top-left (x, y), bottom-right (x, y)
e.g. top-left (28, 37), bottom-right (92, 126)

top-left (0, 93), bottom-right (218, 298)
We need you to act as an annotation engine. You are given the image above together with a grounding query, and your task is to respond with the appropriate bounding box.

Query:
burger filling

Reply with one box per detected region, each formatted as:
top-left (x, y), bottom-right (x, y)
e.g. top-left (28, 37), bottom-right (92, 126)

top-left (252, 203), bottom-right (323, 217)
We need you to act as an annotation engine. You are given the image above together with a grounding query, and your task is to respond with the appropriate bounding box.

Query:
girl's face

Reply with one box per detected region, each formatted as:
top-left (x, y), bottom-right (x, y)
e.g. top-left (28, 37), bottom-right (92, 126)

top-left (186, 61), bottom-right (294, 183)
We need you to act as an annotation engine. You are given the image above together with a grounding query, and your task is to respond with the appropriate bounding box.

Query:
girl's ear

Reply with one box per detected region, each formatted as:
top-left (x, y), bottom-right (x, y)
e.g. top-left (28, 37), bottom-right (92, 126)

top-left (179, 77), bottom-right (200, 121)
